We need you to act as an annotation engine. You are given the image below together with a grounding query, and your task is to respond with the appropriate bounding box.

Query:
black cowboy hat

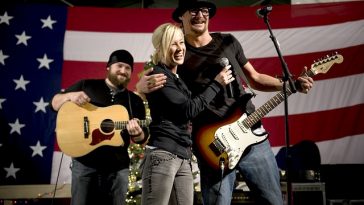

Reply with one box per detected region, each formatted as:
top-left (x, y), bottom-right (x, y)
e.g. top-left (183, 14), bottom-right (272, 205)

top-left (172, 0), bottom-right (217, 23)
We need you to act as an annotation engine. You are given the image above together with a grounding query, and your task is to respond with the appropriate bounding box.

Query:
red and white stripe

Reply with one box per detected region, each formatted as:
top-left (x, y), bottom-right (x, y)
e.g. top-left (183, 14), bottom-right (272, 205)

top-left (51, 1), bottom-right (364, 184)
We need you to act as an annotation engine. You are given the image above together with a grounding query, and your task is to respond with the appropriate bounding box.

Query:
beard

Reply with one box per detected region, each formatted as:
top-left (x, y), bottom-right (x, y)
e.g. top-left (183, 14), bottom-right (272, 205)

top-left (190, 18), bottom-right (208, 35)
top-left (107, 72), bottom-right (129, 89)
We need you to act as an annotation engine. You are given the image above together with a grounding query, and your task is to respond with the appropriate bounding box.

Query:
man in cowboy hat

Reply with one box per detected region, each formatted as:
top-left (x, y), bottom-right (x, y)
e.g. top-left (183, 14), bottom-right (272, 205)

top-left (137, 0), bottom-right (314, 204)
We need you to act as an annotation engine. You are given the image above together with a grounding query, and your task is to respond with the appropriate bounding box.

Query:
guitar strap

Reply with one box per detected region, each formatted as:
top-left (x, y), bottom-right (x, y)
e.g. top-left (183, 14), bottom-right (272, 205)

top-left (127, 91), bottom-right (134, 119)
top-left (106, 79), bottom-right (134, 119)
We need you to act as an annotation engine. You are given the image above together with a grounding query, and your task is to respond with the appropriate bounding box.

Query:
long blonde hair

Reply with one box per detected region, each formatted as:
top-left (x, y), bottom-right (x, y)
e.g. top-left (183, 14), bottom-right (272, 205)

top-left (151, 23), bottom-right (184, 65)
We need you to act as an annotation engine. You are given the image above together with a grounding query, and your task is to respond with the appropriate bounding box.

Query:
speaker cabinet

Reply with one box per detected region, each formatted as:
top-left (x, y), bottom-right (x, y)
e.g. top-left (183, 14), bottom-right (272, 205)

top-left (281, 182), bottom-right (326, 205)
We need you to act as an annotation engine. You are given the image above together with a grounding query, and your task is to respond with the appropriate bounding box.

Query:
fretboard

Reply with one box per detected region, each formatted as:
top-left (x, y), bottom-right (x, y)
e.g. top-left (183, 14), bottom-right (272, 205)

top-left (115, 119), bottom-right (151, 130)
top-left (242, 69), bottom-right (314, 128)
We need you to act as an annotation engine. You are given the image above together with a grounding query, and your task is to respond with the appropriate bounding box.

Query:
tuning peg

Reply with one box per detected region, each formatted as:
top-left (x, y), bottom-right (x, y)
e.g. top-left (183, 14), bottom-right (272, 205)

top-left (334, 52), bottom-right (338, 58)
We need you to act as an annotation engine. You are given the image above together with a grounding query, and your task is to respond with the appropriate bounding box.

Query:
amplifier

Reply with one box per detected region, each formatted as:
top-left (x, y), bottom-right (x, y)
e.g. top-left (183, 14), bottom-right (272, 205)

top-left (328, 199), bottom-right (364, 205)
top-left (281, 182), bottom-right (326, 205)
top-left (194, 190), bottom-right (255, 205)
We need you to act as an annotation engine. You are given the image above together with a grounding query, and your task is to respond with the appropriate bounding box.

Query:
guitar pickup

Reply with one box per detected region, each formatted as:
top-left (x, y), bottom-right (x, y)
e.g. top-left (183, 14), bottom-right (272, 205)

top-left (210, 138), bottom-right (226, 156)
top-left (228, 127), bottom-right (239, 140)
top-left (84, 116), bottom-right (89, 138)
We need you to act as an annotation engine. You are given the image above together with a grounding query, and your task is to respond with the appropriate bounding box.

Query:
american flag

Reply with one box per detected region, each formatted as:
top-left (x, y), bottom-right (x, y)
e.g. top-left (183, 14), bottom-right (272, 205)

top-left (0, 4), bottom-right (66, 184)
top-left (0, 1), bottom-right (363, 185)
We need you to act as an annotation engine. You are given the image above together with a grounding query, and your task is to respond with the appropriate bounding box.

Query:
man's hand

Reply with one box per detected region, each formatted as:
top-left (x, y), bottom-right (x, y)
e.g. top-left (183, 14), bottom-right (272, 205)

top-left (136, 67), bottom-right (167, 94)
top-left (296, 75), bottom-right (314, 94)
top-left (68, 91), bottom-right (90, 106)
top-left (51, 91), bottom-right (90, 111)
top-left (127, 118), bottom-right (145, 143)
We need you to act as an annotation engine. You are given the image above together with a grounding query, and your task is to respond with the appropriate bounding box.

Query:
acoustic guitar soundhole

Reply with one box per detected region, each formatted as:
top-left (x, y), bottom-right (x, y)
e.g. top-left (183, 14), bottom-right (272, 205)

top-left (100, 119), bottom-right (114, 133)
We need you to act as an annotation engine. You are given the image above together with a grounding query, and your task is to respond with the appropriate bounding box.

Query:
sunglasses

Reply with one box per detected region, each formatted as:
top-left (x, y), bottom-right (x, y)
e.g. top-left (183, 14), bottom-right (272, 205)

top-left (189, 7), bottom-right (210, 16)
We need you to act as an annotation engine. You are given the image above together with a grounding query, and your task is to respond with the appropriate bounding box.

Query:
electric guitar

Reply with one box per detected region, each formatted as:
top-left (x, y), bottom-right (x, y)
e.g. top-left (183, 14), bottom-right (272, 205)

top-left (56, 102), bottom-right (151, 157)
top-left (195, 53), bottom-right (343, 171)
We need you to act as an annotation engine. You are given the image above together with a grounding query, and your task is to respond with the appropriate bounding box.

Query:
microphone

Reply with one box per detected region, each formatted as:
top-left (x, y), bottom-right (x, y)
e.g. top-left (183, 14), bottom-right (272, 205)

top-left (256, 5), bottom-right (272, 18)
top-left (218, 57), bottom-right (233, 98)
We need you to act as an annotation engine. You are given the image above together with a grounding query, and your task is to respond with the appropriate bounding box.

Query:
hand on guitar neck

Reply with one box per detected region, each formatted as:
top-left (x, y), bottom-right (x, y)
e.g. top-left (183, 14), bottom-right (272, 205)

top-left (195, 53), bottom-right (343, 171)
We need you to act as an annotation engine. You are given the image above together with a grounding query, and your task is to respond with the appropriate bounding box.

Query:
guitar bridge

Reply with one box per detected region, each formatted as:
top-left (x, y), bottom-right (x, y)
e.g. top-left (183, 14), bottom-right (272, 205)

top-left (210, 138), bottom-right (226, 156)
top-left (84, 116), bottom-right (89, 138)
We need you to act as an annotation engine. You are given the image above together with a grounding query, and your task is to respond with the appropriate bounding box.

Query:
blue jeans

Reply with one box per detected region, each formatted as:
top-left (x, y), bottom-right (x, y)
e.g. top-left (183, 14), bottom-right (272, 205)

top-left (70, 159), bottom-right (129, 205)
top-left (199, 140), bottom-right (283, 205)
top-left (141, 148), bottom-right (194, 205)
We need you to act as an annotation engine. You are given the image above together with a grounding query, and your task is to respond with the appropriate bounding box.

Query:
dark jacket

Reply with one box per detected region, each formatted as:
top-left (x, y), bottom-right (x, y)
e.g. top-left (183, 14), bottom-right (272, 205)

top-left (146, 64), bottom-right (223, 159)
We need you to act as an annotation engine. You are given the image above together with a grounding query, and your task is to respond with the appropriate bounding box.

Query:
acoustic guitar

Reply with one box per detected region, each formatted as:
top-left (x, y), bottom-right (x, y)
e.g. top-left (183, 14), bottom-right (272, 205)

top-left (56, 102), bottom-right (151, 157)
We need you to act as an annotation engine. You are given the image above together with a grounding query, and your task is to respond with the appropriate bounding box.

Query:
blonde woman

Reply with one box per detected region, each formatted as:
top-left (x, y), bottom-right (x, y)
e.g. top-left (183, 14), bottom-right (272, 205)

top-left (140, 23), bottom-right (234, 205)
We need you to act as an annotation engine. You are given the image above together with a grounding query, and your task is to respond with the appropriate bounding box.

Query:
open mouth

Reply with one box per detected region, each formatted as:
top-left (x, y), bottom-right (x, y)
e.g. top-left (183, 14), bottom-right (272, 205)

top-left (174, 53), bottom-right (184, 61)
top-left (191, 19), bottom-right (205, 25)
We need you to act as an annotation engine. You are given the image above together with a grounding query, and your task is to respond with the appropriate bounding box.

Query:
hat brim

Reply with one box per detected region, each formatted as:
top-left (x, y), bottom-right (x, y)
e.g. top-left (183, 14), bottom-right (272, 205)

top-left (172, 1), bottom-right (216, 23)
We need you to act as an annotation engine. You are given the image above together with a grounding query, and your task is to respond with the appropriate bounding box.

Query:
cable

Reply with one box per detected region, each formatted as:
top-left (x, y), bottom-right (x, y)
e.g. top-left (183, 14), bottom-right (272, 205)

top-left (51, 152), bottom-right (64, 205)
top-left (214, 157), bottom-right (226, 205)
top-left (59, 0), bottom-right (74, 7)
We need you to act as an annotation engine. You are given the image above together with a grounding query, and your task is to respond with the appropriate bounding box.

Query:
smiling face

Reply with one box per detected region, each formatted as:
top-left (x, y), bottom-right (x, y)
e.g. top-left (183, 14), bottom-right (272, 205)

top-left (107, 62), bottom-right (132, 88)
top-left (152, 23), bottom-right (186, 70)
top-left (180, 7), bottom-right (210, 36)
top-left (165, 31), bottom-right (185, 68)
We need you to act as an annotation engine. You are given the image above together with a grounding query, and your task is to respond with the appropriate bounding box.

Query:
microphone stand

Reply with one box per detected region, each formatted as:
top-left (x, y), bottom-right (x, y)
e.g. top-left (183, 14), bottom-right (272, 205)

top-left (260, 6), bottom-right (297, 205)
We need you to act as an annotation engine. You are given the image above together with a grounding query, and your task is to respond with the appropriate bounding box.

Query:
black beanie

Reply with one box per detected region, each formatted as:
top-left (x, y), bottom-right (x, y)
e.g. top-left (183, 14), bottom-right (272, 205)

top-left (106, 49), bottom-right (134, 70)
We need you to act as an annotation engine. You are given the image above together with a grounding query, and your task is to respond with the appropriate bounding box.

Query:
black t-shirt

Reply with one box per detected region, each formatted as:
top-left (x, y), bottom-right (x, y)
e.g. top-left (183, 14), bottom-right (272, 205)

top-left (178, 33), bottom-right (256, 124)
top-left (59, 79), bottom-right (147, 172)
